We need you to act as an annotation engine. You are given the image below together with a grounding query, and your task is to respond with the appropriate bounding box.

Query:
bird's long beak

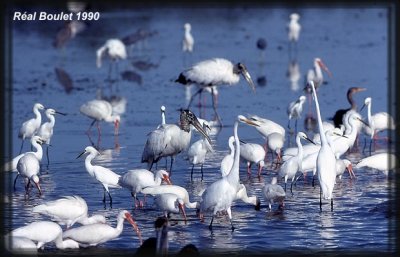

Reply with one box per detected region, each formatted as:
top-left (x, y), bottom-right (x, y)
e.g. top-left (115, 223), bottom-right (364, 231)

top-left (333, 131), bottom-right (348, 139)
top-left (357, 117), bottom-right (370, 128)
top-left (114, 119), bottom-right (120, 136)
top-left (360, 103), bottom-right (366, 112)
top-left (56, 111), bottom-right (67, 116)
top-left (238, 116), bottom-right (260, 127)
top-left (178, 202), bottom-right (187, 224)
top-left (356, 87), bottom-right (367, 93)
top-left (76, 150), bottom-right (86, 159)
top-left (125, 212), bottom-right (143, 245)
top-left (192, 117), bottom-right (212, 145)
top-left (241, 69), bottom-right (256, 92)
top-left (36, 138), bottom-right (44, 145)
top-left (346, 164), bottom-right (356, 179)
top-left (162, 174), bottom-right (172, 185)
top-left (317, 59), bottom-right (332, 78)
top-left (305, 136), bottom-right (316, 145)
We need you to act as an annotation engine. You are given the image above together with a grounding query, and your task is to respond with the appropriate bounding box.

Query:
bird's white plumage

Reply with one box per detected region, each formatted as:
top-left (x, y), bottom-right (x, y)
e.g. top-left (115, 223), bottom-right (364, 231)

top-left (263, 177), bottom-right (286, 211)
top-left (37, 108), bottom-right (56, 144)
top-left (240, 142), bottom-right (265, 175)
top-left (362, 97), bottom-right (396, 139)
top-left (355, 152), bottom-right (398, 176)
top-left (18, 103), bottom-right (45, 140)
top-left (287, 95), bottom-right (306, 121)
top-left (141, 185), bottom-right (198, 209)
top-left (242, 115), bottom-right (285, 139)
top-left (220, 136), bottom-right (235, 177)
top-left (96, 38), bottom-right (127, 68)
top-left (182, 23), bottom-right (194, 52)
top-left (16, 152), bottom-right (41, 194)
top-left (4, 136), bottom-right (43, 172)
top-left (287, 13), bottom-right (301, 42)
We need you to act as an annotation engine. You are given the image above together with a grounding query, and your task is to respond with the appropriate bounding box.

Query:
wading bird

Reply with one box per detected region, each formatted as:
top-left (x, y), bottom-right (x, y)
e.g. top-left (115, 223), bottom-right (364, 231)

top-left (16, 152), bottom-right (42, 195)
top-left (263, 177), bottom-right (286, 211)
top-left (18, 103), bottom-right (45, 154)
top-left (4, 136), bottom-right (43, 173)
top-left (287, 13), bottom-right (301, 50)
top-left (154, 193), bottom-right (187, 223)
top-left (331, 87), bottom-right (366, 128)
top-left (355, 152), bottom-right (398, 176)
top-left (239, 141), bottom-right (265, 176)
top-left (96, 38), bottom-right (127, 80)
top-left (141, 184), bottom-right (199, 209)
top-left (287, 95), bottom-right (306, 130)
top-left (182, 23), bottom-right (194, 53)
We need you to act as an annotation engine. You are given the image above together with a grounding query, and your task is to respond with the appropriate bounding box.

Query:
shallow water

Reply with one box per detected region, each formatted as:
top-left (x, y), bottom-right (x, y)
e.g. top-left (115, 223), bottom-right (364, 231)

top-left (3, 4), bottom-right (396, 255)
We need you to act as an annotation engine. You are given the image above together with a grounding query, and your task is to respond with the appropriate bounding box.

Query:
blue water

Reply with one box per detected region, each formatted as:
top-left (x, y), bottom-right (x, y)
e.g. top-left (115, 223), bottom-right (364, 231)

top-left (3, 4), bottom-right (395, 255)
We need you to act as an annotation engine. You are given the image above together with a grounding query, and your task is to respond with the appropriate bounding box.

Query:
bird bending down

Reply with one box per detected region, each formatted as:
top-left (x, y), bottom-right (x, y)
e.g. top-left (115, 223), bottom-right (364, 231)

top-left (154, 193), bottom-right (187, 223)
top-left (141, 184), bottom-right (199, 209)
top-left (141, 109), bottom-right (211, 174)
top-left (63, 210), bottom-right (143, 247)
top-left (76, 146), bottom-right (121, 205)
top-left (263, 177), bottom-right (286, 211)
top-left (355, 152), bottom-right (398, 176)
top-left (37, 108), bottom-right (66, 165)
top-left (96, 38), bottom-right (127, 80)
top-left (331, 87), bottom-right (366, 128)
top-left (32, 195), bottom-right (106, 229)
top-left (18, 103), bottom-right (45, 154)
top-left (6, 221), bottom-right (79, 250)
top-left (80, 99), bottom-right (120, 136)
top-left (309, 81), bottom-right (337, 211)
top-left (16, 152), bottom-right (42, 195)
top-left (199, 115), bottom-right (259, 231)
top-left (119, 169), bottom-right (172, 208)
top-left (182, 23), bottom-right (194, 53)
top-left (335, 159), bottom-right (355, 181)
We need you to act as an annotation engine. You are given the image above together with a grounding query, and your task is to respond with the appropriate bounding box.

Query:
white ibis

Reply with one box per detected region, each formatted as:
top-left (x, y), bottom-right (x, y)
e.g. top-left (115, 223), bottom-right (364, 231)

top-left (118, 169), bottom-right (172, 208)
top-left (80, 99), bottom-right (120, 136)
top-left (76, 146), bottom-right (121, 205)
top-left (220, 136), bottom-right (235, 177)
top-left (141, 109), bottom-right (211, 174)
top-left (304, 58), bottom-right (332, 99)
top-left (4, 235), bottom-right (37, 253)
top-left (355, 152), bottom-right (398, 176)
top-left (239, 141), bottom-right (265, 177)
top-left (287, 95), bottom-right (306, 130)
top-left (187, 122), bottom-right (213, 180)
top-left (262, 177), bottom-right (286, 211)
top-left (239, 114), bottom-right (286, 139)
top-left (154, 193), bottom-right (187, 223)
top-left (335, 159), bottom-right (355, 181)
top-left (6, 221), bottom-right (79, 249)
top-left (141, 184), bottom-right (198, 209)
top-left (331, 87), bottom-right (366, 128)
top-left (198, 115), bottom-right (258, 231)
top-left (96, 38), bottom-right (127, 80)
top-left (18, 102), bottom-right (45, 154)
top-left (37, 108), bottom-right (66, 165)
top-left (32, 195), bottom-right (106, 229)
top-left (16, 152), bottom-right (42, 195)
top-left (182, 23), bottom-right (194, 53)
top-left (310, 81), bottom-right (337, 211)
top-left (63, 210), bottom-right (143, 247)
top-left (267, 132), bottom-right (285, 165)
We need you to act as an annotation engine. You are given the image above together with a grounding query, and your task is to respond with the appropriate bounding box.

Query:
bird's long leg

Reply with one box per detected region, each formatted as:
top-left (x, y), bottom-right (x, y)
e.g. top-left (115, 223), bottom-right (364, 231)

top-left (187, 88), bottom-right (203, 109)
top-left (201, 164), bottom-right (204, 181)
top-left (102, 189), bottom-right (106, 203)
top-left (211, 87), bottom-right (223, 127)
top-left (287, 119), bottom-right (291, 129)
top-left (169, 156), bottom-right (174, 176)
top-left (226, 207), bottom-right (235, 231)
top-left (319, 185), bottom-right (322, 211)
top-left (191, 164), bottom-right (194, 181)
top-left (331, 198), bottom-right (333, 212)
top-left (86, 119), bottom-right (96, 135)
top-left (131, 192), bottom-right (139, 208)
top-left (13, 174), bottom-right (20, 190)
top-left (25, 180), bottom-right (31, 194)
top-left (107, 190), bottom-right (113, 207)
top-left (208, 215), bottom-right (214, 231)
top-left (19, 139), bottom-right (25, 154)
top-left (46, 145), bottom-right (50, 166)
top-left (247, 162), bottom-right (252, 176)
top-left (295, 119), bottom-right (298, 133)
top-left (96, 121), bottom-right (102, 137)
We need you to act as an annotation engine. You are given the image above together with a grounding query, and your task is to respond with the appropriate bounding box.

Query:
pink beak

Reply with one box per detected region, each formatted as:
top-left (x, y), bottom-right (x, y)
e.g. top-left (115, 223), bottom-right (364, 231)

top-left (163, 174), bottom-right (172, 185)
top-left (346, 164), bottom-right (356, 179)
top-left (318, 59), bottom-right (332, 78)
top-left (125, 212), bottom-right (143, 245)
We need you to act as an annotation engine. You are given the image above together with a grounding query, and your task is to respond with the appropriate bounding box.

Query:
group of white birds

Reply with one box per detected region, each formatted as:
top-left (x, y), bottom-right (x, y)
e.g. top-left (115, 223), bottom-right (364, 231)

top-left (4, 12), bottom-right (397, 254)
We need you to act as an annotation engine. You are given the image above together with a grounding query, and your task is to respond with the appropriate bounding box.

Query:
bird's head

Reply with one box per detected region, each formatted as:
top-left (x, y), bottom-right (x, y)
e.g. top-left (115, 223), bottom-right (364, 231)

top-left (157, 170), bottom-right (172, 185)
top-left (290, 13), bottom-right (300, 20)
top-left (315, 58), bottom-right (332, 78)
top-left (32, 136), bottom-right (44, 145)
top-left (360, 97), bottom-right (372, 112)
top-left (235, 63), bottom-right (256, 92)
top-left (122, 210), bottom-right (143, 245)
top-left (344, 159), bottom-right (356, 179)
top-left (298, 131), bottom-right (316, 145)
top-left (32, 175), bottom-right (42, 195)
top-left (180, 109), bottom-right (212, 144)
top-left (34, 103), bottom-right (45, 111)
top-left (238, 115), bottom-right (260, 127)
top-left (76, 146), bottom-right (100, 159)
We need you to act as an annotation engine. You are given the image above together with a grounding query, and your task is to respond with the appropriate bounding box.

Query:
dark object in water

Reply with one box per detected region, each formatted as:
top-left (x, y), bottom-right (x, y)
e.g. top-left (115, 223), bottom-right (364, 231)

top-left (53, 21), bottom-right (87, 49)
top-left (256, 38), bottom-right (267, 50)
top-left (121, 28), bottom-right (158, 46)
top-left (121, 70), bottom-right (142, 85)
top-left (132, 60), bottom-right (159, 71)
top-left (55, 67), bottom-right (73, 93)
top-left (257, 76), bottom-right (267, 87)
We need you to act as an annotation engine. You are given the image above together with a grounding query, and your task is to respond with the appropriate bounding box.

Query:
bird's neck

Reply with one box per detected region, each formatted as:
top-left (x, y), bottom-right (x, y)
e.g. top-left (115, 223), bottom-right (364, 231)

top-left (115, 216), bottom-right (125, 235)
top-left (34, 108), bottom-right (42, 124)
top-left (296, 136), bottom-right (304, 168)
top-left (48, 115), bottom-right (56, 127)
top-left (85, 154), bottom-right (96, 176)
top-left (227, 121), bottom-right (240, 186)
top-left (161, 113), bottom-right (166, 125)
top-left (32, 141), bottom-right (43, 160)
top-left (311, 83), bottom-right (327, 146)
top-left (347, 91), bottom-right (356, 109)
top-left (367, 103), bottom-right (372, 125)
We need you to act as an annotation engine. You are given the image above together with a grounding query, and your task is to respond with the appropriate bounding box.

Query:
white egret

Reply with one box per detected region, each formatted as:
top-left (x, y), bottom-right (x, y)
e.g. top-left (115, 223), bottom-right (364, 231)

top-left (154, 193), bottom-right (187, 223)
top-left (331, 87), bottom-right (366, 128)
top-left (141, 184), bottom-right (198, 209)
top-left (118, 169), bottom-right (172, 208)
top-left (220, 136), bottom-right (235, 177)
top-left (76, 146), bottom-right (121, 205)
top-left (32, 195), bottom-right (106, 229)
top-left (6, 221), bottom-right (79, 249)
top-left (187, 122), bottom-right (213, 180)
top-left (355, 152), bottom-right (398, 176)
top-left (18, 103), bottom-right (45, 154)
top-left (239, 141), bottom-right (265, 176)
top-left (80, 99), bottom-right (120, 136)
top-left (141, 109), bottom-right (211, 174)
top-left (287, 13), bottom-right (301, 45)
top-left (198, 115), bottom-right (258, 231)
top-left (310, 81), bottom-right (336, 211)
top-left (96, 38), bottom-right (127, 80)
top-left (287, 95), bottom-right (306, 130)
top-left (16, 152), bottom-right (42, 195)
top-left (263, 177), bottom-right (286, 211)
top-left (63, 210), bottom-right (143, 247)
top-left (182, 23), bottom-right (194, 53)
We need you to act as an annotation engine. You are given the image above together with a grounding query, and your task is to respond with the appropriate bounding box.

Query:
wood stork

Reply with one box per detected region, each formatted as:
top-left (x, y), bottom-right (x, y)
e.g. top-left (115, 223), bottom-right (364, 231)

top-left (96, 38), bottom-right (127, 80)
top-left (37, 108), bottom-right (66, 165)
top-left (187, 122), bottom-right (213, 180)
top-left (141, 184), bottom-right (198, 209)
top-left (182, 23), bottom-right (194, 53)
top-left (6, 221), bottom-right (80, 249)
top-left (304, 58), bottom-right (332, 92)
top-left (239, 141), bottom-right (265, 176)
top-left (63, 210), bottom-right (143, 247)
top-left (141, 109), bottom-right (211, 175)
top-left (331, 87), bottom-right (366, 128)
top-left (355, 152), bottom-right (398, 176)
top-left (198, 115), bottom-right (259, 231)
top-left (287, 95), bottom-right (306, 130)
top-left (76, 146), bottom-right (121, 206)
top-left (80, 99), bottom-right (120, 136)
top-left (263, 177), bottom-right (286, 211)
top-left (118, 169), bottom-right (172, 208)
top-left (16, 152), bottom-right (42, 195)
top-left (154, 193), bottom-right (187, 223)
top-left (18, 103), bottom-right (45, 154)
top-left (32, 195), bottom-right (106, 229)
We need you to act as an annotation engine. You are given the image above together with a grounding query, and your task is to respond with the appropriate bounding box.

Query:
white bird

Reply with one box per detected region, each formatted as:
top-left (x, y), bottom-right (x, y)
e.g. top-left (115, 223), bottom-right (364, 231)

top-left (355, 152), bottom-right (398, 176)
top-left (182, 23), bottom-right (194, 53)
top-left (175, 58), bottom-right (255, 116)
top-left (240, 114), bottom-right (286, 139)
top-left (287, 60), bottom-right (301, 91)
top-left (141, 184), bottom-right (198, 209)
top-left (141, 109), bottom-right (211, 174)
top-left (37, 108), bottom-right (66, 165)
top-left (199, 115), bottom-right (258, 231)
top-left (154, 193), bottom-right (187, 222)
top-left (4, 136), bottom-right (43, 173)
top-left (16, 152), bottom-right (42, 195)
top-left (76, 146), bottom-right (121, 205)
top-left (220, 136), bottom-right (235, 177)
top-left (6, 221), bottom-right (79, 249)
top-left (305, 58), bottom-right (332, 92)
top-left (118, 169), bottom-right (172, 208)
top-left (4, 235), bottom-right (37, 253)
top-left (310, 81), bottom-right (337, 211)
top-left (80, 99), bottom-right (120, 136)
top-left (287, 13), bottom-right (301, 43)
top-left (18, 103), bottom-right (45, 154)
top-left (335, 159), bottom-right (355, 181)
top-left (287, 95), bottom-right (306, 130)
top-left (158, 105), bottom-right (166, 128)
top-left (96, 38), bottom-right (127, 68)
top-left (32, 195), bottom-right (106, 229)
top-left (267, 132), bottom-right (285, 165)
top-left (361, 97), bottom-right (396, 146)
top-left (263, 177), bottom-right (286, 211)
top-left (234, 183), bottom-right (260, 209)
top-left (63, 210), bottom-right (143, 247)
top-left (187, 122), bottom-right (213, 180)
top-left (239, 141), bottom-right (265, 177)
top-left (278, 131), bottom-right (315, 193)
